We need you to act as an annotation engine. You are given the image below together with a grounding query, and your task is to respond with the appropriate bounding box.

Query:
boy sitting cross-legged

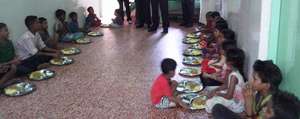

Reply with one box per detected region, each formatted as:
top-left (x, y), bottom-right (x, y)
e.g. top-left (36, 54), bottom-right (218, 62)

top-left (15, 16), bottom-right (60, 71)
top-left (151, 58), bottom-right (179, 109)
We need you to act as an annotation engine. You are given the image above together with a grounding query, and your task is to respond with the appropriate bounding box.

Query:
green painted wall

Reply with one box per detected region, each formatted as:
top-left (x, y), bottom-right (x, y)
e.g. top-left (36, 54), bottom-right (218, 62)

top-left (0, 0), bottom-right (100, 41)
top-left (271, 0), bottom-right (300, 97)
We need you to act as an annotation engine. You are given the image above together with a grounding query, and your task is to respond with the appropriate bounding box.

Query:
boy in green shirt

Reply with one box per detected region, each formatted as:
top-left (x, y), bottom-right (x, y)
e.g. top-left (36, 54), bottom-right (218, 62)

top-left (0, 23), bottom-right (31, 89)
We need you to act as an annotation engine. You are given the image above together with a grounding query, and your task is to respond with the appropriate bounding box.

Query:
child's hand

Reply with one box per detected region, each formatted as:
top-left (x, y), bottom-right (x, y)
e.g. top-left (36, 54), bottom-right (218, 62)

top-left (208, 59), bottom-right (217, 65)
top-left (51, 53), bottom-right (61, 58)
top-left (243, 82), bottom-right (254, 99)
top-left (0, 64), bottom-right (10, 73)
top-left (10, 58), bottom-right (21, 65)
top-left (208, 90), bottom-right (217, 99)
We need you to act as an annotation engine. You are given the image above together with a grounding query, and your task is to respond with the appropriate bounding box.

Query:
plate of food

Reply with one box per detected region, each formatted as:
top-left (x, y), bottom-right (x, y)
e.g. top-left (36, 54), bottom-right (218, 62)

top-left (75, 38), bottom-right (91, 44)
top-left (190, 95), bottom-right (207, 110)
top-left (179, 67), bottom-right (201, 77)
top-left (87, 31), bottom-right (103, 37)
top-left (186, 33), bottom-right (200, 38)
top-left (61, 47), bottom-right (81, 55)
top-left (183, 56), bottom-right (203, 66)
top-left (4, 82), bottom-right (36, 97)
top-left (183, 38), bottom-right (199, 44)
top-left (176, 81), bottom-right (203, 93)
top-left (50, 57), bottom-right (73, 66)
top-left (179, 93), bottom-right (207, 110)
top-left (183, 49), bottom-right (202, 56)
top-left (29, 69), bottom-right (55, 81)
top-left (188, 43), bottom-right (203, 50)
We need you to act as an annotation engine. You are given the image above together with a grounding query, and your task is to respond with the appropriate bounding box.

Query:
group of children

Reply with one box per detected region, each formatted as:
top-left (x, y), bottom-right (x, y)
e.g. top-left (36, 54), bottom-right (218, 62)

top-left (151, 11), bottom-right (300, 119)
top-left (0, 7), bottom-right (102, 91)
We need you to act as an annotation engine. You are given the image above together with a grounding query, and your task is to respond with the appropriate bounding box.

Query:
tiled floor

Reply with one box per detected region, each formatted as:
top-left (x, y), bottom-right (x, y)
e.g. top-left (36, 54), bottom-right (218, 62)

top-left (0, 25), bottom-right (210, 119)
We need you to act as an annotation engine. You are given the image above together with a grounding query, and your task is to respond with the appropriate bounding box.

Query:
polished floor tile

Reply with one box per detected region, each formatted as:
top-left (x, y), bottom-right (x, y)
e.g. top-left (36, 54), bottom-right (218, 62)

top-left (0, 25), bottom-right (210, 119)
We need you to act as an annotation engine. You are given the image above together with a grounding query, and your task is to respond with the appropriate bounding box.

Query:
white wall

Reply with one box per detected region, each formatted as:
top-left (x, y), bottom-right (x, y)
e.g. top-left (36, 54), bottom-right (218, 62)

top-left (222, 0), bottom-right (266, 76)
top-left (0, 0), bottom-right (100, 41)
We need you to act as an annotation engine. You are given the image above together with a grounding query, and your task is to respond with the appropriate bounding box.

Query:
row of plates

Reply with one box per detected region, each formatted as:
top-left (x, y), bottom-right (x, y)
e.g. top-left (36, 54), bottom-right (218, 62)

top-left (3, 32), bottom-right (104, 97)
top-left (176, 31), bottom-right (208, 110)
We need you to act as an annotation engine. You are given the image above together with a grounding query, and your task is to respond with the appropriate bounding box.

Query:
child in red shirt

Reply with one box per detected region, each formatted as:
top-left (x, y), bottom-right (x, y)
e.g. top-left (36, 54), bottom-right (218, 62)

top-left (151, 58), bottom-right (178, 109)
top-left (201, 40), bottom-right (237, 86)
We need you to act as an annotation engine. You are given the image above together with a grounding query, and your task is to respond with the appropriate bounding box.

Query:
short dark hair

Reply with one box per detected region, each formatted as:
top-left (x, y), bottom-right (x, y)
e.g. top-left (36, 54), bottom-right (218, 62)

top-left (69, 12), bottom-right (77, 18)
top-left (161, 58), bottom-right (177, 74)
top-left (206, 11), bottom-right (214, 18)
top-left (221, 40), bottom-right (237, 52)
top-left (215, 22), bottom-right (229, 31)
top-left (38, 17), bottom-right (47, 23)
top-left (271, 91), bottom-right (300, 119)
top-left (25, 15), bottom-right (38, 29)
top-left (0, 23), bottom-right (7, 30)
top-left (253, 60), bottom-right (282, 91)
top-left (226, 48), bottom-right (245, 81)
top-left (114, 9), bottom-right (123, 16)
top-left (87, 6), bottom-right (93, 11)
top-left (221, 29), bottom-right (236, 41)
top-left (55, 9), bottom-right (66, 18)
top-left (211, 11), bottom-right (221, 18)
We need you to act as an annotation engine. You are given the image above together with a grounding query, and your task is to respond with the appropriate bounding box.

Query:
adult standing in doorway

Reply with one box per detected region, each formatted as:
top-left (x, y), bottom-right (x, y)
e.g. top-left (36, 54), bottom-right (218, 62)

top-left (135, 0), bottom-right (152, 29)
top-left (118, 0), bottom-right (132, 24)
top-left (148, 0), bottom-right (169, 33)
top-left (180, 0), bottom-right (195, 27)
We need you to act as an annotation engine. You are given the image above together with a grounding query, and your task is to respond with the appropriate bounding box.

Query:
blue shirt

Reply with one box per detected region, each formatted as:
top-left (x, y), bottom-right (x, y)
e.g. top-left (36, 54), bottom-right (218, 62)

top-left (68, 20), bottom-right (80, 33)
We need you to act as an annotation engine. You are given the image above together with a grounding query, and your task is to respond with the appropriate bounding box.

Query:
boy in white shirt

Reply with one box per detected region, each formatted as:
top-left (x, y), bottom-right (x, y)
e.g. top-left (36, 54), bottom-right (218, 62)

top-left (15, 16), bottom-right (60, 71)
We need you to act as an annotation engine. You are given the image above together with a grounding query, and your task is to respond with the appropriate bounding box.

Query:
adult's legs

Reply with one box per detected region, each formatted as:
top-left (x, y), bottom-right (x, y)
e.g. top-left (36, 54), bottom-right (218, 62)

top-left (181, 0), bottom-right (188, 25)
top-left (124, 0), bottom-right (132, 21)
top-left (160, 0), bottom-right (169, 29)
top-left (186, 0), bottom-right (195, 26)
top-left (118, 0), bottom-right (125, 21)
top-left (118, 0), bottom-right (124, 10)
top-left (149, 0), bottom-right (159, 31)
top-left (144, 0), bottom-right (152, 27)
top-left (135, 0), bottom-right (145, 27)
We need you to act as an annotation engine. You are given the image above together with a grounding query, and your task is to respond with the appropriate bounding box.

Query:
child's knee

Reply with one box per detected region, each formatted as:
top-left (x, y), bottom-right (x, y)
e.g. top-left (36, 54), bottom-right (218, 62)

top-left (212, 104), bottom-right (225, 114)
top-left (9, 65), bottom-right (17, 74)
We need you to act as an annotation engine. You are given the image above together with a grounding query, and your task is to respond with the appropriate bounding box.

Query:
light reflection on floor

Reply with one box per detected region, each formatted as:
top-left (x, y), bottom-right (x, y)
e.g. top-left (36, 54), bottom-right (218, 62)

top-left (0, 25), bottom-right (210, 119)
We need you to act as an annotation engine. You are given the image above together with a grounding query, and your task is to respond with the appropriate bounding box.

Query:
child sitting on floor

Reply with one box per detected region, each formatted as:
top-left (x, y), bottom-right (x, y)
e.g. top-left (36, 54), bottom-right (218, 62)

top-left (208, 26), bottom-right (234, 55)
top-left (68, 12), bottom-right (85, 34)
top-left (211, 11), bottom-right (228, 30)
top-left (201, 40), bottom-right (237, 86)
top-left (39, 17), bottom-right (59, 49)
top-left (212, 60), bottom-right (286, 119)
top-left (205, 11), bottom-right (214, 30)
top-left (208, 28), bottom-right (236, 67)
top-left (85, 6), bottom-right (101, 30)
top-left (212, 90), bottom-right (300, 119)
top-left (0, 23), bottom-right (33, 77)
top-left (54, 9), bottom-right (83, 42)
top-left (67, 12), bottom-right (84, 37)
top-left (15, 16), bottom-right (60, 71)
top-left (205, 48), bottom-right (246, 113)
top-left (109, 9), bottom-right (124, 28)
top-left (261, 91), bottom-right (300, 119)
top-left (54, 9), bottom-right (68, 42)
top-left (151, 58), bottom-right (178, 109)
top-left (0, 23), bottom-right (20, 89)
top-left (201, 28), bottom-right (236, 72)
